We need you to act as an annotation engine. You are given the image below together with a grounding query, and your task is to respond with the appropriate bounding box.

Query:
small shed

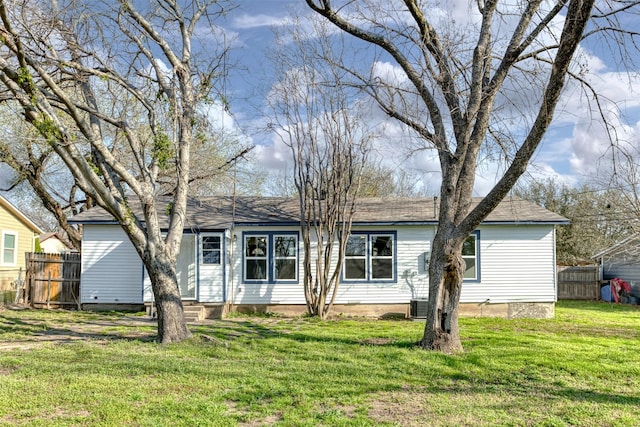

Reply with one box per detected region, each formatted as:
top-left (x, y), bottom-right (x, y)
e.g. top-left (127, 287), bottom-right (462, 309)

top-left (592, 234), bottom-right (640, 299)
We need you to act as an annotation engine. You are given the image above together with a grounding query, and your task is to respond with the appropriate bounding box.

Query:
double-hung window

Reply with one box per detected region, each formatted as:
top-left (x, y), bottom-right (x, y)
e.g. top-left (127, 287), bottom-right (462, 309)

top-left (274, 235), bottom-right (297, 281)
top-left (245, 235), bottom-right (268, 281)
top-left (462, 231), bottom-right (480, 281)
top-left (344, 232), bottom-right (395, 282)
top-left (2, 231), bottom-right (17, 266)
top-left (201, 235), bottom-right (221, 265)
top-left (243, 233), bottom-right (298, 283)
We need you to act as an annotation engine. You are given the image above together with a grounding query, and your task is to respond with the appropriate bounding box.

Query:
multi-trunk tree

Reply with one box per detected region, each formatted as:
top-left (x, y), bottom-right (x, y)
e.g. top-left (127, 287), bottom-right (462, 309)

top-left (306, 0), bottom-right (639, 352)
top-left (268, 18), bottom-right (373, 318)
top-left (0, 0), bottom-right (231, 343)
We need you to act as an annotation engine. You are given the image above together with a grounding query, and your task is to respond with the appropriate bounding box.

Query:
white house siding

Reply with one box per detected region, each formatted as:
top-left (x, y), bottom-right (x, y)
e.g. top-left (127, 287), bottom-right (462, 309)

top-left (230, 225), bottom-right (434, 305)
top-left (231, 226), bottom-right (304, 305)
top-left (460, 225), bottom-right (557, 304)
top-left (332, 225), bottom-right (433, 304)
top-left (81, 225), bottom-right (143, 304)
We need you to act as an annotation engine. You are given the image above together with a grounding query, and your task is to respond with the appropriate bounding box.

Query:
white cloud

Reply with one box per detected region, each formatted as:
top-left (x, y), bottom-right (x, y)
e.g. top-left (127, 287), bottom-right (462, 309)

top-left (253, 135), bottom-right (292, 171)
top-left (231, 13), bottom-right (292, 29)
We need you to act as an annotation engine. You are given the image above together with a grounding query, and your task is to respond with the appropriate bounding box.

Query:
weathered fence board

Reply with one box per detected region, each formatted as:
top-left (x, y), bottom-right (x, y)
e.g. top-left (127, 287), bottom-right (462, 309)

top-left (557, 265), bottom-right (599, 300)
top-left (25, 252), bottom-right (81, 308)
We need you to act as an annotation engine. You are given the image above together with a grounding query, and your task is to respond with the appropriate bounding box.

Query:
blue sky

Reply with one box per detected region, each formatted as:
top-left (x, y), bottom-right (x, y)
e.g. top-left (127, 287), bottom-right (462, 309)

top-left (217, 1), bottom-right (640, 196)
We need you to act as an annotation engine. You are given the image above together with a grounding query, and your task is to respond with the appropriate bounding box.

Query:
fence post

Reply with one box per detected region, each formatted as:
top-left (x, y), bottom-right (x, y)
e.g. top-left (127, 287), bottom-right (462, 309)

top-left (46, 271), bottom-right (51, 309)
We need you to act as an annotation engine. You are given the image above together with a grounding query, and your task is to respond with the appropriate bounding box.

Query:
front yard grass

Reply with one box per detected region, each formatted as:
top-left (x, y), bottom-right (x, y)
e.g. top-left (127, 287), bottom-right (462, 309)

top-left (0, 300), bottom-right (638, 426)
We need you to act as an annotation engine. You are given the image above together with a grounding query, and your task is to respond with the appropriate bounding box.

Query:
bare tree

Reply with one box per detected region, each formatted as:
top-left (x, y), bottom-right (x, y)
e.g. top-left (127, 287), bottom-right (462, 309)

top-left (514, 178), bottom-right (634, 263)
top-left (0, 0), bottom-right (231, 343)
top-left (0, 115), bottom-right (88, 249)
top-left (268, 18), bottom-right (372, 318)
top-left (305, 0), bottom-right (639, 352)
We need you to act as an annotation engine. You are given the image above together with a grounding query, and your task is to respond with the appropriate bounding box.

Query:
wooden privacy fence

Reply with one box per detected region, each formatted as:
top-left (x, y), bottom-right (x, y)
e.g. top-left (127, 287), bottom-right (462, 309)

top-left (25, 252), bottom-right (81, 309)
top-left (557, 265), bottom-right (600, 300)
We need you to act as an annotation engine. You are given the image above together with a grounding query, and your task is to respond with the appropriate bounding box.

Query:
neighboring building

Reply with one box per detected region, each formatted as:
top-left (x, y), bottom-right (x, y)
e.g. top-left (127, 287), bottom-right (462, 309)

top-left (0, 195), bottom-right (43, 291)
top-left (70, 196), bottom-right (567, 319)
top-left (592, 234), bottom-right (640, 284)
top-left (39, 232), bottom-right (75, 254)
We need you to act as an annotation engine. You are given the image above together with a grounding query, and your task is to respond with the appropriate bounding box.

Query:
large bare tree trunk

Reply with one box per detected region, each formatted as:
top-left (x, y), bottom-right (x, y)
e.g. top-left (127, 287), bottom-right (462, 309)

top-left (145, 253), bottom-right (191, 344)
top-left (305, 0), bottom-right (602, 352)
top-left (421, 231), bottom-right (464, 353)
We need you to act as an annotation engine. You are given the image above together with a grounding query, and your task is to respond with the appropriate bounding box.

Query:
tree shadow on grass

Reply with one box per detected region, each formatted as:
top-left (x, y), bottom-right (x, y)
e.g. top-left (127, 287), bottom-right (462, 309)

top-left (0, 311), bottom-right (158, 348)
top-left (193, 318), bottom-right (423, 351)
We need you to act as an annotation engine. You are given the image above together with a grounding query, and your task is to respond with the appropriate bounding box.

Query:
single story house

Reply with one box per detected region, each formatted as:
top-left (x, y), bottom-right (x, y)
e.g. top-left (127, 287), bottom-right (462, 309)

top-left (0, 194), bottom-right (42, 293)
top-left (69, 196), bottom-right (567, 319)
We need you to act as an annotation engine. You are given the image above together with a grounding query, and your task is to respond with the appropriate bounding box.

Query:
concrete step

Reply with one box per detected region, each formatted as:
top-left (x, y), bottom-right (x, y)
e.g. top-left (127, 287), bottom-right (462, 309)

top-left (183, 305), bottom-right (205, 323)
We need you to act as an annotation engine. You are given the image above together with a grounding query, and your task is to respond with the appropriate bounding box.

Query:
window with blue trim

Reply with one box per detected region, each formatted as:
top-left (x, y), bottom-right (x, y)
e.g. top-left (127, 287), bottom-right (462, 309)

top-left (344, 232), bottom-right (395, 281)
top-left (462, 231), bottom-right (480, 281)
top-left (243, 233), bottom-right (298, 283)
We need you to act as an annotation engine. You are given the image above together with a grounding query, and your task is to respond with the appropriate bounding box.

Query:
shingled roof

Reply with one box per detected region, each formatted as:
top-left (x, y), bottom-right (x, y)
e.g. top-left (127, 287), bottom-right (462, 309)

top-left (70, 195), bottom-right (567, 230)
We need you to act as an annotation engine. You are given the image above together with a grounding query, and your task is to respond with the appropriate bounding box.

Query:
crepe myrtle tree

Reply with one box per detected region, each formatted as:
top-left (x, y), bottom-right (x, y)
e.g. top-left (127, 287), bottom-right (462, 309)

top-left (306, 0), bottom-right (640, 352)
top-left (268, 18), bottom-right (373, 318)
top-left (0, 0), bottom-right (231, 343)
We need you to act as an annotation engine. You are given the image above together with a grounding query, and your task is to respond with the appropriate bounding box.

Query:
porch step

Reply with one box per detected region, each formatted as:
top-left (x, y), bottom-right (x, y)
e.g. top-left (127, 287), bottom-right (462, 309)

top-left (183, 305), bottom-right (205, 323)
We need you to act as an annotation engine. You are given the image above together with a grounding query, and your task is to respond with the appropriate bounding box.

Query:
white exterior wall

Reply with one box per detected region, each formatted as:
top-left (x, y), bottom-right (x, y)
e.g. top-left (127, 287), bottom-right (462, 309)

top-left (229, 225), bottom-right (434, 305)
top-left (332, 225), bottom-right (433, 304)
top-left (228, 224), bottom-right (556, 305)
top-left (82, 222), bottom-right (557, 307)
top-left (460, 225), bottom-right (557, 303)
top-left (230, 226), bottom-right (303, 304)
top-left (81, 225), bottom-right (143, 304)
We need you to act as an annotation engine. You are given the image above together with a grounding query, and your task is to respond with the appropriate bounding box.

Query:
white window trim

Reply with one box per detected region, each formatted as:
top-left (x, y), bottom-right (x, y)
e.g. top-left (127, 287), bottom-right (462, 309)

top-left (462, 231), bottom-right (480, 282)
top-left (2, 230), bottom-right (18, 266)
top-left (200, 233), bottom-right (222, 265)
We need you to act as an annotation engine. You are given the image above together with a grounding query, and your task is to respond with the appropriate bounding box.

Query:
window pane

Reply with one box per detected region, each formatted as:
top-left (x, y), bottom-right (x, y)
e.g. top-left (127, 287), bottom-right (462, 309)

top-left (202, 236), bottom-right (220, 250)
top-left (371, 235), bottom-right (393, 257)
top-left (275, 259), bottom-right (296, 280)
top-left (202, 236), bottom-right (221, 265)
top-left (246, 259), bottom-right (267, 280)
top-left (372, 259), bottom-right (393, 279)
top-left (462, 236), bottom-right (476, 256)
top-left (463, 258), bottom-right (476, 279)
top-left (346, 235), bottom-right (366, 256)
top-left (3, 250), bottom-right (13, 264)
top-left (3, 234), bottom-right (15, 264)
top-left (202, 250), bottom-right (220, 264)
top-left (246, 236), bottom-right (267, 257)
top-left (345, 259), bottom-right (366, 279)
top-left (274, 236), bottom-right (296, 257)
top-left (4, 234), bottom-right (15, 249)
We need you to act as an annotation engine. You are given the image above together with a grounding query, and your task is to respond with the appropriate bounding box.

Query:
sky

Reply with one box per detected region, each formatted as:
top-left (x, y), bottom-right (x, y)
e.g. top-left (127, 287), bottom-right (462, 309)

top-left (217, 1), bottom-right (640, 197)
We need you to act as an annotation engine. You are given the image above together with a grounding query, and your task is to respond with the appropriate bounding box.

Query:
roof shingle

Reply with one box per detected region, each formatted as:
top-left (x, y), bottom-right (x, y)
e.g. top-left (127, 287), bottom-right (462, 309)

top-left (70, 195), bottom-right (568, 229)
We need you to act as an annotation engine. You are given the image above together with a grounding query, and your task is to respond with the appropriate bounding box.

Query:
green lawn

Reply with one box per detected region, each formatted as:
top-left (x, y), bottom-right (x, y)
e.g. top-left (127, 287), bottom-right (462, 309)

top-left (0, 301), bottom-right (638, 426)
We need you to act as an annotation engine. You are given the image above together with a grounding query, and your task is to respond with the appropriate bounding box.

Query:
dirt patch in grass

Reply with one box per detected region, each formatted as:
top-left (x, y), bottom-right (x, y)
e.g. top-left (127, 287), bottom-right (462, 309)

top-left (225, 400), bottom-right (283, 427)
top-left (367, 390), bottom-right (435, 426)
